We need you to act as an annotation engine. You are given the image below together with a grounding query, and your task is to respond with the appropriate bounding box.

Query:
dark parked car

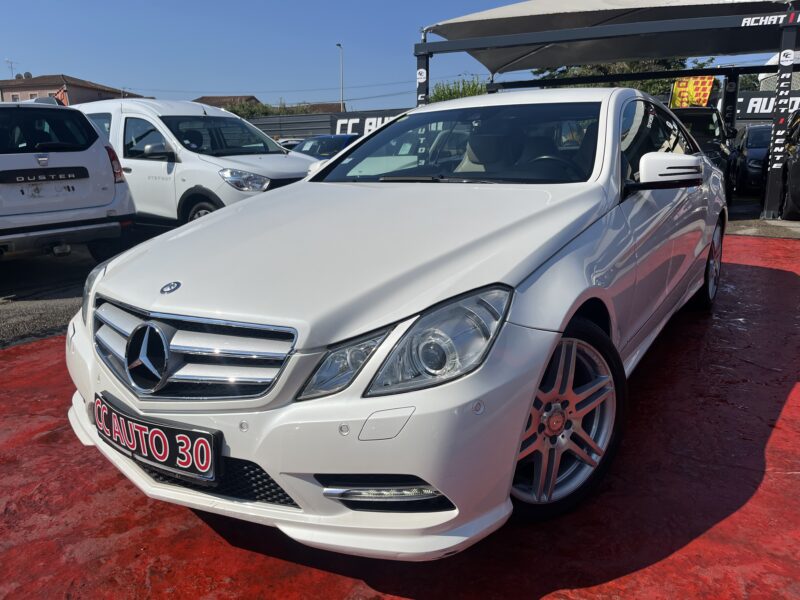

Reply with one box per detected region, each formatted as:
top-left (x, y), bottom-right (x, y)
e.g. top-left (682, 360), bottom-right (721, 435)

top-left (292, 134), bottom-right (359, 159)
top-left (672, 107), bottom-right (735, 195)
top-left (781, 112), bottom-right (800, 220)
top-left (731, 124), bottom-right (770, 195)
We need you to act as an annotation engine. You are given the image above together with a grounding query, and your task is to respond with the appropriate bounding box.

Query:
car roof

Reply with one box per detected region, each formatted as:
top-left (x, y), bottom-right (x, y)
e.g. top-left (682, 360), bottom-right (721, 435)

top-left (411, 87), bottom-right (627, 114)
top-left (72, 98), bottom-right (233, 118)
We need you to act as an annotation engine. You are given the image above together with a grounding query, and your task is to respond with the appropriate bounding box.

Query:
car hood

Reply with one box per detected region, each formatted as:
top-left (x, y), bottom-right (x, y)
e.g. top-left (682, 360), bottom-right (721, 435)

top-left (99, 181), bottom-right (608, 350)
top-left (197, 151), bottom-right (315, 179)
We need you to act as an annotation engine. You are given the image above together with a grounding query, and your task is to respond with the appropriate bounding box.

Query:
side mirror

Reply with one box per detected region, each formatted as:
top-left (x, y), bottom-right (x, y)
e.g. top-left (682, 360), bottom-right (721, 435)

top-left (143, 142), bottom-right (176, 161)
top-left (626, 152), bottom-right (703, 195)
top-left (307, 159), bottom-right (328, 176)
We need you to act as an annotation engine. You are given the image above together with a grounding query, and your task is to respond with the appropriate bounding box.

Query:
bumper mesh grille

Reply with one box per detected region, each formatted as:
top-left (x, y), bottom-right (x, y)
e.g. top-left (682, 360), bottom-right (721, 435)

top-left (141, 457), bottom-right (299, 507)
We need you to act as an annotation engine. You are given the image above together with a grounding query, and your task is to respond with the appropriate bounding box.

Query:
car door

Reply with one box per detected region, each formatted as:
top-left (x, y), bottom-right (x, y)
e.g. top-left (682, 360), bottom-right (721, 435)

top-left (652, 105), bottom-right (708, 301)
top-left (617, 100), bottom-right (681, 342)
top-left (120, 116), bottom-right (176, 220)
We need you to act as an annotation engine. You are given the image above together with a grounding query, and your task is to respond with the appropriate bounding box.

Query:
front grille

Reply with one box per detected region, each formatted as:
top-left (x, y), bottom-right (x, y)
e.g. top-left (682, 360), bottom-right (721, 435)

top-left (142, 457), bottom-right (299, 507)
top-left (93, 297), bottom-right (296, 400)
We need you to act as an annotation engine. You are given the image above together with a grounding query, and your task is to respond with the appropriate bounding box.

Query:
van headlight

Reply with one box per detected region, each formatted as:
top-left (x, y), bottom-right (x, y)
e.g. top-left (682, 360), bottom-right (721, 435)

top-left (219, 168), bottom-right (270, 192)
top-left (81, 260), bottom-right (111, 325)
top-left (366, 286), bottom-right (511, 396)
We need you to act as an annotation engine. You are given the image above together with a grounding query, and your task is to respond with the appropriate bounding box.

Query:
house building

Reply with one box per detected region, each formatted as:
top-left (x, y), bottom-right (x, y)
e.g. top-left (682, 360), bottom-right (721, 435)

top-left (0, 74), bottom-right (141, 105)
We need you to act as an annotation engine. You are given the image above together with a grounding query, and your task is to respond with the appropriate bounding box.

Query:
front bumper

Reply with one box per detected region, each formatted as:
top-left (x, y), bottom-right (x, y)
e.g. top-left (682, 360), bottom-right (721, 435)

top-left (66, 313), bottom-right (558, 560)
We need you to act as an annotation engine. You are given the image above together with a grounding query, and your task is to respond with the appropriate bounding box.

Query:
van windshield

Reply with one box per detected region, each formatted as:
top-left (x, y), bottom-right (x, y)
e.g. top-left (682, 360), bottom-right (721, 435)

top-left (320, 103), bottom-right (601, 184)
top-left (160, 115), bottom-right (285, 157)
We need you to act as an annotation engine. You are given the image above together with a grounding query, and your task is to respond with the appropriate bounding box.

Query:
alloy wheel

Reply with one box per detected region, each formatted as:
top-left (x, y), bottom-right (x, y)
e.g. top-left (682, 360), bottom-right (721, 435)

top-left (707, 224), bottom-right (723, 300)
top-left (512, 338), bottom-right (616, 504)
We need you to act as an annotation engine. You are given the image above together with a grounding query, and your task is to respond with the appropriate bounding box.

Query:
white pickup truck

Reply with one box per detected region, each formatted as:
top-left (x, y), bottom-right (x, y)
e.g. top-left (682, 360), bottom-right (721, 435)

top-left (0, 101), bottom-right (134, 261)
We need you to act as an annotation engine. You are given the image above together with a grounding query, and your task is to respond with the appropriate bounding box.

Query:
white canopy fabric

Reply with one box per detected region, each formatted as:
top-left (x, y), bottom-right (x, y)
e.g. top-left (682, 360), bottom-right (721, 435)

top-left (425, 0), bottom-right (790, 74)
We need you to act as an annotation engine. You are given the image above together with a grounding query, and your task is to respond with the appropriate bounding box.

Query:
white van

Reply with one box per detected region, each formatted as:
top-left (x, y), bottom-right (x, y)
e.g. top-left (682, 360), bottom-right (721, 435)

top-left (75, 99), bottom-right (315, 224)
top-left (0, 101), bottom-right (134, 261)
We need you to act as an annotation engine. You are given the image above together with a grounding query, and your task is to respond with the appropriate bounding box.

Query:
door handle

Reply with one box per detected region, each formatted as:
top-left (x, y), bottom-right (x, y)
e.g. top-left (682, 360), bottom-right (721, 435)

top-left (122, 167), bottom-right (132, 173)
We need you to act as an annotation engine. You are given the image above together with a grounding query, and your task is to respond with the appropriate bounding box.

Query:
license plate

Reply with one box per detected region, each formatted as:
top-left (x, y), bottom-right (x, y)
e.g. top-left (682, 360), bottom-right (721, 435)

top-left (93, 394), bottom-right (220, 483)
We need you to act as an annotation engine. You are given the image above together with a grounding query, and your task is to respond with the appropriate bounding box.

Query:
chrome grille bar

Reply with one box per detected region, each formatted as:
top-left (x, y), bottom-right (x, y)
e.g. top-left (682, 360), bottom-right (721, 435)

top-left (93, 296), bottom-right (295, 401)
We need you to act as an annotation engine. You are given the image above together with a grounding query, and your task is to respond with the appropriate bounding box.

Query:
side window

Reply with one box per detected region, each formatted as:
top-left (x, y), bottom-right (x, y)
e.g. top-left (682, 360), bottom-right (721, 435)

top-left (87, 113), bottom-right (112, 140)
top-left (650, 107), bottom-right (691, 155)
top-left (124, 117), bottom-right (167, 159)
top-left (620, 100), bottom-right (651, 181)
top-left (620, 101), bottom-right (693, 181)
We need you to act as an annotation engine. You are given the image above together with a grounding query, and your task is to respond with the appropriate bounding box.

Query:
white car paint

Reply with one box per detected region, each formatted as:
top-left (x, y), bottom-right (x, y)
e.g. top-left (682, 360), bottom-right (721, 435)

top-left (66, 88), bottom-right (726, 560)
top-left (0, 102), bottom-right (134, 258)
top-left (73, 99), bottom-right (315, 224)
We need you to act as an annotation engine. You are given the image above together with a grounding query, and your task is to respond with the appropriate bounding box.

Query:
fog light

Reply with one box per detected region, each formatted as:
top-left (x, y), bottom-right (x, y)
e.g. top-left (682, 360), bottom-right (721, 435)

top-left (323, 486), bottom-right (441, 501)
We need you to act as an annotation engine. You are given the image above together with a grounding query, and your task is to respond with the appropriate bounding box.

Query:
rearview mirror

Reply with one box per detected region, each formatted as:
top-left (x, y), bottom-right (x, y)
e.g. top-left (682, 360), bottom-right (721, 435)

top-left (143, 142), bottom-right (176, 162)
top-left (307, 159), bottom-right (328, 176)
top-left (627, 152), bottom-right (703, 195)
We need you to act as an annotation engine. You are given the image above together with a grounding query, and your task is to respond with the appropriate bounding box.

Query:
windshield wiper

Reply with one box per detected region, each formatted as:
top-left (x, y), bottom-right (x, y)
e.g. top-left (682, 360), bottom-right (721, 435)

top-left (377, 175), bottom-right (498, 183)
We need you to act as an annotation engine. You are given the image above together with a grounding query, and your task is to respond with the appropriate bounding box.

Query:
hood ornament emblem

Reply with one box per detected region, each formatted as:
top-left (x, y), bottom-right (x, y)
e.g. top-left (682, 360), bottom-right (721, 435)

top-left (160, 281), bottom-right (181, 294)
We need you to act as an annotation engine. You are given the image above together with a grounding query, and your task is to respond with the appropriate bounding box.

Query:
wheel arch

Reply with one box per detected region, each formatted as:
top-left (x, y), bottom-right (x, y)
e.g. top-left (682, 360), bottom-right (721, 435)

top-left (178, 186), bottom-right (224, 223)
top-left (508, 209), bottom-right (633, 351)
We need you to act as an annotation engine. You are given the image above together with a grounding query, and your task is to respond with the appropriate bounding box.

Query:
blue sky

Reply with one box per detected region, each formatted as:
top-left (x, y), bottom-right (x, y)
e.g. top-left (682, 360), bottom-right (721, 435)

top-left (1, 1), bottom-right (773, 110)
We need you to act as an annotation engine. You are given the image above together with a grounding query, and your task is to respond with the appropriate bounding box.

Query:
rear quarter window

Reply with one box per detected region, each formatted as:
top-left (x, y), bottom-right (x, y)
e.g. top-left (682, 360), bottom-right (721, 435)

top-left (0, 107), bottom-right (98, 154)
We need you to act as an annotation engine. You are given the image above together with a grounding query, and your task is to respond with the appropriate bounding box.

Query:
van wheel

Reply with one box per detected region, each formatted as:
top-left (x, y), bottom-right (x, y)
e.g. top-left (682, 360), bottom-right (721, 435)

top-left (186, 201), bottom-right (218, 223)
top-left (87, 239), bottom-right (128, 262)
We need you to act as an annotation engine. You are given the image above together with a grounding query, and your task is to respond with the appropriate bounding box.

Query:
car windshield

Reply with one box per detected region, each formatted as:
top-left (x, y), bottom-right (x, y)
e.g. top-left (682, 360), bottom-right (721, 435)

top-left (0, 107), bottom-right (98, 154)
top-left (321, 102), bottom-right (601, 184)
top-left (747, 128), bottom-right (771, 148)
top-left (675, 111), bottom-right (721, 141)
top-left (160, 115), bottom-right (285, 157)
top-left (294, 136), bottom-right (357, 158)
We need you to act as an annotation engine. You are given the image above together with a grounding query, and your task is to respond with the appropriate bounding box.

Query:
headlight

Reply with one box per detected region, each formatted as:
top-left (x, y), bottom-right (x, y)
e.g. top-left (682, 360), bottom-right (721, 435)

top-left (298, 330), bottom-right (390, 400)
top-left (81, 260), bottom-right (111, 324)
top-left (218, 168), bottom-right (270, 192)
top-left (366, 286), bottom-right (511, 396)
top-left (747, 159), bottom-right (763, 169)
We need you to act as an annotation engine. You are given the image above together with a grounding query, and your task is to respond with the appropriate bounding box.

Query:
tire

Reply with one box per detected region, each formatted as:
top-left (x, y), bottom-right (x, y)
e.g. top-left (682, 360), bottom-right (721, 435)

top-left (87, 236), bottom-right (131, 262)
top-left (511, 317), bottom-right (627, 519)
top-left (784, 182), bottom-right (800, 221)
top-left (185, 200), bottom-right (219, 223)
top-left (691, 219), bottom-right (723, 310)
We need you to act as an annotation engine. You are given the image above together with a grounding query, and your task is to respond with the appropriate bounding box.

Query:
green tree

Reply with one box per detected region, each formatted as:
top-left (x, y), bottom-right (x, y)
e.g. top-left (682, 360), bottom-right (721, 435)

top-left (429, 77), bottom-right (487, 103)
top-left (530, 58), bottom-right (713, 97)
top-left (223, 100), bottom-right (331, 118)
top-left (738, 73), bottom-right (760, 92)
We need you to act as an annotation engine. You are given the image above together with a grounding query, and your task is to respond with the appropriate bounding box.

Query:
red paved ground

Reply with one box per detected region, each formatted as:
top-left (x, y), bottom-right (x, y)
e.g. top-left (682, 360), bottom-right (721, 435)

top-left (1, 235), bottom-right (799, 599)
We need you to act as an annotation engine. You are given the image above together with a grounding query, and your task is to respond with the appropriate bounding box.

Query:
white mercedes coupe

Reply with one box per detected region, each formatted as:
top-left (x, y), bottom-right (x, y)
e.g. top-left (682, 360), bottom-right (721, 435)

top-left (66, 88), bottom-right (726, 561)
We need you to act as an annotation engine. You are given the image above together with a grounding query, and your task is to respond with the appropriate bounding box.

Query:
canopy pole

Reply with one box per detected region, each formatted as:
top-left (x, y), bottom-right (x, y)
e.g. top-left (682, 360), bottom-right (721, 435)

top-left (763, 4), bottom-right (799, 220)
top-left (720, 73), bottom-right (739, 131)
top-left (416, 29), bottom-right (430, 106)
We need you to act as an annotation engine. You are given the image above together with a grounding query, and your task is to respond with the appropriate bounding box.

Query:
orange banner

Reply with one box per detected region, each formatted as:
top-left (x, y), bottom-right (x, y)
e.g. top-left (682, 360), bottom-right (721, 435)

top-left (669, 76), bottom-right (715, 108)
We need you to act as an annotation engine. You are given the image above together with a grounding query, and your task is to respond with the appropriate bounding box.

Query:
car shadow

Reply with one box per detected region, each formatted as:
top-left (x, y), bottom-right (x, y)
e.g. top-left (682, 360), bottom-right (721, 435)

top-left (196, 261), bottom-right (798, 598)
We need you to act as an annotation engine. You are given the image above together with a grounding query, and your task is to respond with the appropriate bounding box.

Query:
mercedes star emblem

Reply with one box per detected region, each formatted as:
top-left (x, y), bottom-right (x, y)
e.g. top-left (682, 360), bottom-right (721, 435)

top-left (160, 281), bottom-right (181, 294)
top-left (125, 322), bottom-right (169, 393)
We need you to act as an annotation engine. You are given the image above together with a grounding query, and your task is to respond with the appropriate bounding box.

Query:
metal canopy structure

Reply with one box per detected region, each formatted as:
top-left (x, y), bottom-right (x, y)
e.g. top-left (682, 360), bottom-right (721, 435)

top-left (413, 0), bottom-right (800, 219)
top-left (421, 1), bottom-right (787, 73)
